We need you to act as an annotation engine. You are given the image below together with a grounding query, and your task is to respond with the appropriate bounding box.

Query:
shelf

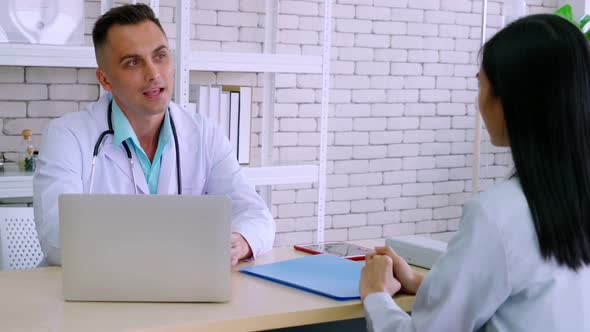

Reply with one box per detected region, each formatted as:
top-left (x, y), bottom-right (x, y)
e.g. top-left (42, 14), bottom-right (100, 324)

top-left (242, 164), bottom-right (319, 186)
top-left (0, 170), bottom-right (34, 199)
top-left (188, 51), bottom-right (322, 74)
top-left (0, 44), bottom-right (97, 68)
top-left (0, 165), bottom-right (318, 199)
top-left (0, 44), bottom-right (322, 74)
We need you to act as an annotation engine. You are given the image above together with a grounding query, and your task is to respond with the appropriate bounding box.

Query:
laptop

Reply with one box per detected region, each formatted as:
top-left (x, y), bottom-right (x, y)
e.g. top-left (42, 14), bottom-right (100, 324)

top-left (59, 194), bottom-right (231, 302)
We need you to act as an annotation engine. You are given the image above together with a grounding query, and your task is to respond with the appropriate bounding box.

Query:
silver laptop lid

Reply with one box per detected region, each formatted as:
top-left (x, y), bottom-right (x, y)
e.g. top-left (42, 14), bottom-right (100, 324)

top-left (59, 194), bottom-right (231, 302)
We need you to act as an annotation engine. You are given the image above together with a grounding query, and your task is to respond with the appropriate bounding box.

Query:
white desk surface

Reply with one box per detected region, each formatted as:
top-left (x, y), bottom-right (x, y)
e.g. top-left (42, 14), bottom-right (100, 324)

top-left (0, 239), bottom-right (422, 332)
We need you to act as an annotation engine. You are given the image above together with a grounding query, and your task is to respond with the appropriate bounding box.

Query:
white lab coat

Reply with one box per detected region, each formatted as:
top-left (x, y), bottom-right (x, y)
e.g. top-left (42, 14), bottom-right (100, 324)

top-left (364, 178), bottom-right (590, 332)
top-left (33, 93), bottom-right (275, 266)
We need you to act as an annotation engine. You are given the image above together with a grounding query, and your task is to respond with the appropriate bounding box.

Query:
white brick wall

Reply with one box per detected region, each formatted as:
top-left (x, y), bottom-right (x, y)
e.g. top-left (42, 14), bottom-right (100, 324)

top-left (26, 68), bottom-right (77, 83)
top-left (28, 101), bottom-right (79, 117)
top-left (0, 85), bottom-right (47, 100)
top-left (0, 102), bottom-right (26, 118)
top-left (383, 222), bottom-right (416, 237)
top-left (197, 0), bottom-right (239, 11)
top-left (0, 0), bottom-right (554, 246)
top-left (0, 67), bottom-right (24, 83)
top-left (49, 85), bottom-right (99, 101)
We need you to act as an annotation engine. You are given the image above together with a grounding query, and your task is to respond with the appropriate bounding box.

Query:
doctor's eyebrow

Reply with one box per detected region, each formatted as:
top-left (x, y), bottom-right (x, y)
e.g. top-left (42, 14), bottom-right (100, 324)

top-left (119, 52), bottom-right (140, 64)
top-left (152, 45), bottom-right (169, 54)
top-left (118, 45), bottom-right (169, 64)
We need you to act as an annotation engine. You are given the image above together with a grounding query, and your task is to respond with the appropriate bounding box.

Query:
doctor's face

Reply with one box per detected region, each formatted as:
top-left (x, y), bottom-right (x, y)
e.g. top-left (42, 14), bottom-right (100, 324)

top-left (96, 20), bottom-right (174, 118)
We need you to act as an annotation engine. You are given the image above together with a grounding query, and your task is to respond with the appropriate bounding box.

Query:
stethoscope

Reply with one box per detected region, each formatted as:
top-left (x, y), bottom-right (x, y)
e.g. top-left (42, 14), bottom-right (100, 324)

top-left (88, 100), bottom-right (182, 195)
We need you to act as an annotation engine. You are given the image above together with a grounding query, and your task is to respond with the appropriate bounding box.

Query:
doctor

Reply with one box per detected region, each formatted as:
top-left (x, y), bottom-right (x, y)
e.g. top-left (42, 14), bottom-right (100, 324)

top-left (33, 3), bottom-right (275, 266)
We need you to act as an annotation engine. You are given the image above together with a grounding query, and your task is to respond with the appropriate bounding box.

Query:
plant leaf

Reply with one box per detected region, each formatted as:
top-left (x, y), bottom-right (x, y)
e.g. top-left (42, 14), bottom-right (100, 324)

top-left (555, 4), bottom-right (577, 25)
top-left (580, 14), bottom-right (590, 30)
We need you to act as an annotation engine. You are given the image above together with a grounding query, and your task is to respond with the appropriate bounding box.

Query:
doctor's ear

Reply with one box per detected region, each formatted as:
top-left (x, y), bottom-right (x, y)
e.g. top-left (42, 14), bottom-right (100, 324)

top-left (96, 68), bottom-right (113, 92)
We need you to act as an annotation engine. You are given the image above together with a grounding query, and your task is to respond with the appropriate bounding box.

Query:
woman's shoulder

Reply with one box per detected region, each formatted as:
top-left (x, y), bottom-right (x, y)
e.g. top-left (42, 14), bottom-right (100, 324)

top-left (469, 177), bottom-right (527, 212)
top-left (465, 177), bottom-right (533, 242)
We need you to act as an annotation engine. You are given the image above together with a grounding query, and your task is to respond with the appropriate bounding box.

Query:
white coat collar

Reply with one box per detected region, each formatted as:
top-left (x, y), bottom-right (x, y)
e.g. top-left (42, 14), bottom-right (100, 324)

top-left (88, 93), bottom-right (194, 195)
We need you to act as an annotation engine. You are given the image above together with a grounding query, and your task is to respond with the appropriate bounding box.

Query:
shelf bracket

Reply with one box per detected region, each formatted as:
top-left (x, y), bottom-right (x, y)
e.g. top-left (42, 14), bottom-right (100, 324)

top-left (174, 0), bottom-right (190, 111)
top-left (259, 0), bottom-right (279, 209)
top-left (316, 0), bottom-right (334, 244)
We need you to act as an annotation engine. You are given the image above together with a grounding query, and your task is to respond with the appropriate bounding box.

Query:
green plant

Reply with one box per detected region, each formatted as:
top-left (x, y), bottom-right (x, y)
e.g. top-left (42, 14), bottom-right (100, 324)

top-left (555, 4), bottom-right (590, 40)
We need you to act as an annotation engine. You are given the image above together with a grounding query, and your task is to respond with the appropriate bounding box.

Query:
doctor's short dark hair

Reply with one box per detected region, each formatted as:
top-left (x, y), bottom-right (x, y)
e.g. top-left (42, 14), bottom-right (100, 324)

top-left (92, 3), bottom-right (166, 56)
top-left (481, 14), bottom-right (590, 270)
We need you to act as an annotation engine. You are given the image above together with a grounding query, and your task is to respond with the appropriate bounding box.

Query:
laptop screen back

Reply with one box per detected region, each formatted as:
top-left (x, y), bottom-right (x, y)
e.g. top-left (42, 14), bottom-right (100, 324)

top-left (59, 194), bottom-right (231, 302)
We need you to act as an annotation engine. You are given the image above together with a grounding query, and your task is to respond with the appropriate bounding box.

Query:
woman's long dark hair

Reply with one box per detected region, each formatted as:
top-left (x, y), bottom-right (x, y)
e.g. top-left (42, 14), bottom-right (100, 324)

top-left (482, 14), bottom-right (590, 270)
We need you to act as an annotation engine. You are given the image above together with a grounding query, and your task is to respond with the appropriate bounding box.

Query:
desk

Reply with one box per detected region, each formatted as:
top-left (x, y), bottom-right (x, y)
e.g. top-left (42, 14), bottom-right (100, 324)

top-left (0, 240), bottom-right (422, 332)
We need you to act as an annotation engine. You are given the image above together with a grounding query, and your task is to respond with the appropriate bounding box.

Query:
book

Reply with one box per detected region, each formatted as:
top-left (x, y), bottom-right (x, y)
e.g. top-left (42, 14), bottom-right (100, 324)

top-left (238, 87), bottom-right (251, 164)
top-left (240, 254), bottom-right (362, 301)
top-left (219, 91), bottom-right (230, 138)
top-left (208, 86), bottom-right (221, 124)
top-left (229, 91), bottom-right (240, 159)
top-left (197, 85), bottom-right (209, 118)
top-left (191, 85), bottom-right (251, 164)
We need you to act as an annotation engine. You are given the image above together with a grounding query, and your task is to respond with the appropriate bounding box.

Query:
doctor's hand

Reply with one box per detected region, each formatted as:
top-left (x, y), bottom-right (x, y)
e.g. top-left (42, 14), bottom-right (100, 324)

top-left (360, 255), bottom-right (401, 301)
top-left (230, 232), bottom-right (252, 266)
top-left (367, 246), bottom-right (424, 295)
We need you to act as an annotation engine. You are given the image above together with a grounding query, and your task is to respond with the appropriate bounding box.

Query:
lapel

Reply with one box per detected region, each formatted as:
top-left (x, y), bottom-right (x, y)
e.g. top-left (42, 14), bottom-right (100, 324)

top-left (92, 95), bottom-right (149, 195)
top-left (93, 97), bottom-right (190, 195)
top-left (102, 136), bottom-right (150, 195)
top-left (157, 104), bottom-right (188, 195)
top-left (157, 141), bottom-right (176, 194)
top-left (156, 104), bottom-right (196, 195)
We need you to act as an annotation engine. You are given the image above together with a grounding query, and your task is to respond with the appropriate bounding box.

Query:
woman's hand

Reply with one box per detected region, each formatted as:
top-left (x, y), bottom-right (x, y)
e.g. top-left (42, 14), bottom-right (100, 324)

top-left (359, 255), bottom-right (401, 301)
top-left (367, 246), bottom-right (424, 295)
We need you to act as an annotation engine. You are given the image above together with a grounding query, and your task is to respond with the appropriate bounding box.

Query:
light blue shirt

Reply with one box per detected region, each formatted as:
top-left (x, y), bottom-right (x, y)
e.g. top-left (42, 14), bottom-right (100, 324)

top-left (111, 99), bottom-right (172, 194)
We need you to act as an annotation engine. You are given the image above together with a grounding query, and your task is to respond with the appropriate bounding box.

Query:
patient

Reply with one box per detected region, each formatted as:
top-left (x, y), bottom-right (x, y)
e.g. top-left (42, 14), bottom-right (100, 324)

top-left (359, 14), bottom-right (590, 331)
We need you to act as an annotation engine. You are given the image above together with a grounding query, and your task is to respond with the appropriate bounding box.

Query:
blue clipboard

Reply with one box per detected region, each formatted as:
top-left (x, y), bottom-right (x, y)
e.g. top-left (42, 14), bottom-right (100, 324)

top-left (240, 254), bottom-right (362, 301)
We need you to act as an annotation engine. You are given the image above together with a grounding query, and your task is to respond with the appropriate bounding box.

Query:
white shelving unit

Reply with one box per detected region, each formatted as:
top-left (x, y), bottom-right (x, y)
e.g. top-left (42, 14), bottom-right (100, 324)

top-left (0, 45), bottom-right (322, 75)
top-left (0, 44), bottom-right (97, 68)
top-left (243, 165), bottom-right (319, 187)
top-left (188, 52), bottom-right (321, 74)
top-left (0, 0), bottom-right (333, 240)
top-left (0, 166), bottom-right (318, 198)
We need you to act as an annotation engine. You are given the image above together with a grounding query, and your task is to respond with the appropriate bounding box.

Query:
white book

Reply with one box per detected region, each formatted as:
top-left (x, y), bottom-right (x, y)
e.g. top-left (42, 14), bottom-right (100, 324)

top-left (208, 86), bottom-right (221, 124)
top-left (198, 86), bottom-right (209, 118)
top-left (238, 87), bottom-right (252, 165)
top-left (220, 91), bottom-right (230, 138)
top-left (188, 84), bottom-right (199, 103)
top-left (229, 91), bottom-right (240, 160)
